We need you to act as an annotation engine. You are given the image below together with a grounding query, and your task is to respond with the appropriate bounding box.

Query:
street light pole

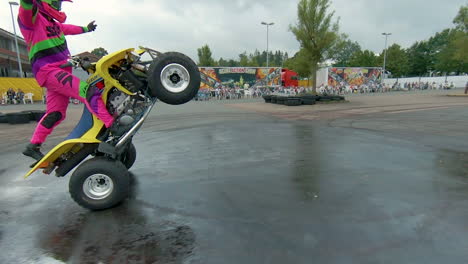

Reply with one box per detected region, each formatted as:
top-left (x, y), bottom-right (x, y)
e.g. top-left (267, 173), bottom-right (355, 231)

top-left (261, 22), bottom-right (274, 68)
top-left (381, 32), bottom-right (391, 87)
top-left (9, 1), bottom-right (23, 78)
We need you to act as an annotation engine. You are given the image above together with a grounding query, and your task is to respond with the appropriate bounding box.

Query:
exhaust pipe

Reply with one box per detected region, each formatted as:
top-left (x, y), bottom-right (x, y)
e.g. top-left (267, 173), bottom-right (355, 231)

top-left (116, 101), bottom-right (155, 149)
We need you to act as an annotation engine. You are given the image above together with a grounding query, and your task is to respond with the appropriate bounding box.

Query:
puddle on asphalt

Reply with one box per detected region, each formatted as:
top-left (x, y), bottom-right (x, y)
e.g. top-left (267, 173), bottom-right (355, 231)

top-left (291, 124), bottom-right (324, 201)
top-left (435, 150), bottom-right (468, 179)
top-left (37, 218), bottom-right (195, 263)
top-left (34, 172), bottom-right (196, 263)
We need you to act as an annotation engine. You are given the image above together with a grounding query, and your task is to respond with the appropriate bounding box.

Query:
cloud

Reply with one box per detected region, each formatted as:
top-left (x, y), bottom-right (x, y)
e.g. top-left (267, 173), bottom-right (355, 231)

top-left (330, 0), bottom-right (465, 52)
top-left (0, 0), bottom-right (465, 62)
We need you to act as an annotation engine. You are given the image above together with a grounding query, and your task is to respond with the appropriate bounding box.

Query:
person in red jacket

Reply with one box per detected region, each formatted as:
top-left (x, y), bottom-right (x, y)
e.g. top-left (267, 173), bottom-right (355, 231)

top-left (18, 0), bottom-right (114, 160)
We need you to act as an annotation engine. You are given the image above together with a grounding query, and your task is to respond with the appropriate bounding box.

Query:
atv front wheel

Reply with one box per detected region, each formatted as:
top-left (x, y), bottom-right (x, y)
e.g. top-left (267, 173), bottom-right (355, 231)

top-left (148, 52), bottom-right (201, 105)
top-left (69, 157), bottom-right (130, 210)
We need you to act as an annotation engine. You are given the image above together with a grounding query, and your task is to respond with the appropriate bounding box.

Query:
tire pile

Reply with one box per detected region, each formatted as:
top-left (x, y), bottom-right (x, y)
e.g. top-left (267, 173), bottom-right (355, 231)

top-left (263, 95), bottom-right (345, 106)
top-left (0, 110), bottom-right (45, 125)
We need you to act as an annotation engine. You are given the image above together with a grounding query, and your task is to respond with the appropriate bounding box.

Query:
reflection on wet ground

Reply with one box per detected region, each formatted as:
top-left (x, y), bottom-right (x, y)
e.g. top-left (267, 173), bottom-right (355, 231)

top-left (436, 150), bottom-right (468, 179)
top-left (1, 174), bottom-right (196, 264)
top-left (1, 103), bottom-right (468, 263)
top-left (37, 209), bottom-right (195, 264)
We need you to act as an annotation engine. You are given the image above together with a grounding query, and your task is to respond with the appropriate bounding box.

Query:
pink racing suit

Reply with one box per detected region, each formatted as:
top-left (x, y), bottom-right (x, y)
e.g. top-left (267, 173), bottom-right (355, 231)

top-left (18, 0), bottom-right (113, 145)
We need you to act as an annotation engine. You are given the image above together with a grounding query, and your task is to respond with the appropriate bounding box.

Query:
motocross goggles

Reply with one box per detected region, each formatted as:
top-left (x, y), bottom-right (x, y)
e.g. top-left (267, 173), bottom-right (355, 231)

top-left (42, 0), bottom-right (73, 11)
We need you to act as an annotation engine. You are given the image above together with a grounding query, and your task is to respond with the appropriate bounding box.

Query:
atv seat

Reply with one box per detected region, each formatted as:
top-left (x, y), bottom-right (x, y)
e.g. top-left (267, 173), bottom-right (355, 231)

top-left (66, 106), bottom-right (95, 140)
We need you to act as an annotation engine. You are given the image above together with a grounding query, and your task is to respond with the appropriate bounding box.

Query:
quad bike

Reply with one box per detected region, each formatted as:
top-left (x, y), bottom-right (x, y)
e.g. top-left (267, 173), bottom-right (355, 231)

top-left (23, 47), bottom-right (201, 210)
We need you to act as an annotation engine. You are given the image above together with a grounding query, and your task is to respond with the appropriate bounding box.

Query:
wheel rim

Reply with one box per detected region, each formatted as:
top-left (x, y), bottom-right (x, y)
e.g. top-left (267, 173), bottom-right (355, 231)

top-left (83, 174), bottom-right (114, 200)
top-left (160, 63), bottom-right (190, 93)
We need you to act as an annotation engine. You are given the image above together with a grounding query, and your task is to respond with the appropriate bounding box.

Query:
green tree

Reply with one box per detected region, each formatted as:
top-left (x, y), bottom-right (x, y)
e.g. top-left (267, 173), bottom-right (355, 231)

top-left (406, 41), bottom-right (431, 76)
top-left (348, 50), bottom-right (378, 67)
top-left (448, 5), bottom-right (468, 73)
top-left (453, 5), bottom-right (467, 32)
top-left (381, 44), bottom-right (409, 78)
top-left (433, 6), bottom-right (468, 74)
top-left (284, 48), bottom-right (313, 77)
top-left (218, 57), bottom-right (228, 66)
top-left (227, 59), bottom-right (239, 67)
top-left (435, 30), bottom-right (467, 74)
top-left (238, 52), bottom-right (249, 66)
top-left (273, 51), bottom-right (283, 66)
top-left (426, 29), bottom-right (453, 73)
top-left (332, 35), bottom-right (362, 66)
top-left (91, 47), bottom-right (108, 57)
top-left (289, 0), bottom-right (341, 91)
top-left (451, 31), bottom-right (468, 72)
top-left (197, 44), bottom-right (216, 66)
top-left (239, 50), bottom-right (286, 67)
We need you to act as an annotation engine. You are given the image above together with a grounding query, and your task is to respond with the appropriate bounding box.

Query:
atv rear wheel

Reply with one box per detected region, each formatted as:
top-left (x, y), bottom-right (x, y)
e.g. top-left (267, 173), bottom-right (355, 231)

top-left (148, 52), bottom-right (201, 105)
top-left (69, 157), bottom-right (130, 210)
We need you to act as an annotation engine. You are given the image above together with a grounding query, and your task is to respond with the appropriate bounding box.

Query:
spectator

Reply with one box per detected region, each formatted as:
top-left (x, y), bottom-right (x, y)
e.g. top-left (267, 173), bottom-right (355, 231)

top-left (465, 82), bottom-right (468, 94)
top-left (7, 88), bottom-right (16, 104)
top-left (16, 89), bottom-right (25, 103)
top-left (443, 82), bottom-right (449, 90)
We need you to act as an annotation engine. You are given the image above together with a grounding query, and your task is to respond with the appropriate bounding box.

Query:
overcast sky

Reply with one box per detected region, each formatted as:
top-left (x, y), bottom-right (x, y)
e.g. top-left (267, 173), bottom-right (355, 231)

top-left (0, 0), bottom-right (465, 62)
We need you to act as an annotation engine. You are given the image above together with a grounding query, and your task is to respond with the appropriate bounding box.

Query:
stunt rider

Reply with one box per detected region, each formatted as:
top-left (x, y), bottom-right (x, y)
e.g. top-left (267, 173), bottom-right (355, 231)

top-left (17, 0), bottom-right (114, 160)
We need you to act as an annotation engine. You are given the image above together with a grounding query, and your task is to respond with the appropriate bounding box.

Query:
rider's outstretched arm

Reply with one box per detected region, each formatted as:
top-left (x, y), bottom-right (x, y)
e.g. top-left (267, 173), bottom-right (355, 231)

top-left (62, 21), bottom-right (97, 35)
top-left (61, 24), bottom-right (87, 35)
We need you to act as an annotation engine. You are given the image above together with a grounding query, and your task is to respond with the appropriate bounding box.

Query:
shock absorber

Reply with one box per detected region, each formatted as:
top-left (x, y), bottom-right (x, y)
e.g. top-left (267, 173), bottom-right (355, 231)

top-left (119, 70), bottom-right (145, 93)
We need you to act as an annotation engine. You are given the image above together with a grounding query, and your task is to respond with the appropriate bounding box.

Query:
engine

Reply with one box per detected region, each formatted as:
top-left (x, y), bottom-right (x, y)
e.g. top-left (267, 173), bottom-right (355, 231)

top-left (107, 89), bottom-right (148, 125)
top-left (105, 67), bottom-right (151, 136)
top-left (108, 89), bottom-right (130, 117)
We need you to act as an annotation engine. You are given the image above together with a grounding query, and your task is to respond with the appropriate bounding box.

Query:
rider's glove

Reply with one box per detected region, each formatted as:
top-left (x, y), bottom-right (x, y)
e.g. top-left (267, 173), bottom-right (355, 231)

top-left (87, 21), bottom-right (97, 32)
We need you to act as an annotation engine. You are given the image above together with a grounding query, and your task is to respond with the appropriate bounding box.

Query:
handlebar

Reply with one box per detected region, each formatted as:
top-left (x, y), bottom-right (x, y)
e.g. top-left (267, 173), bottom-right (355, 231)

top-left (59, 56), bottom-right (93, 71)
top-left (59, 62), bottom-right (74, 68)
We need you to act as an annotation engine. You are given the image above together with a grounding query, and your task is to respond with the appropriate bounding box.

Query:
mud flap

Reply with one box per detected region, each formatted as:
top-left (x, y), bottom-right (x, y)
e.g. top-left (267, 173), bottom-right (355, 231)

top-left (24, 139), bottom-right (102, 179)
top-left (98, 142), bottom-right (117, 158)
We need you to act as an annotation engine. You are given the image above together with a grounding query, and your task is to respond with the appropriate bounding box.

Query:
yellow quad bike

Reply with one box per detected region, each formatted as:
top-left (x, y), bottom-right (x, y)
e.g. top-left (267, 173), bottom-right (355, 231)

top-left (24, 47), bottom-right (200, 210)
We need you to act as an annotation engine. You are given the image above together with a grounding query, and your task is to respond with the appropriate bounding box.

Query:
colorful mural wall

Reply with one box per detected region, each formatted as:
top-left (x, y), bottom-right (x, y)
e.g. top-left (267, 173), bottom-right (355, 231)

top-left (199, 67), bottom-right (281, 89)
top-left (328, 67), bottom-right (382, 87)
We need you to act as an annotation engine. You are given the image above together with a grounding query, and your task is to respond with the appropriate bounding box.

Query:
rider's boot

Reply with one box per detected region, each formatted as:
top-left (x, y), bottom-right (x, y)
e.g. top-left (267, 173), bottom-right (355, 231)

top-left (22, 143), bottom-right (45, 161)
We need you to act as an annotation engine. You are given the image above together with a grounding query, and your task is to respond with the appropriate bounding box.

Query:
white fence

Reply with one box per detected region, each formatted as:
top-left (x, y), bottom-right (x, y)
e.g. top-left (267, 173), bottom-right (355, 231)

top-left (384, 75), bottom-right (468, 88)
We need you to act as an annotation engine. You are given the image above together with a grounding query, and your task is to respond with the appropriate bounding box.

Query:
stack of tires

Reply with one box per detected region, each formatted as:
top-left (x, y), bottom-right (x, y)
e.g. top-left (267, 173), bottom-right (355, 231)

top-left (316, 95), bottom-right (345, 102)
top-left (263, 95), bottom-right (302, 106)
top-left (0, 110), bottom-right (45, 125)
top-left (0, 112), bottom-right (7, 124)
top-left (285, 97), bottom-right (302, 106)
top-left (263, 94), bottom-right (345, 106)
top-left (276, 96), bottom-right (286, 105)
top-left (271, 96), bottom-right (278, 104)
top-left (301, 95), bottom-right (318, 105)
top-left (262, 95), bottom-right (272, 103)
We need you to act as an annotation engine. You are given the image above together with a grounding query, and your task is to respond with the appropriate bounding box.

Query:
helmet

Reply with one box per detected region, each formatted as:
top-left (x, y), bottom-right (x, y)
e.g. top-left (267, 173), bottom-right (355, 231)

top-left (38, 0), bottom-right (73, 23)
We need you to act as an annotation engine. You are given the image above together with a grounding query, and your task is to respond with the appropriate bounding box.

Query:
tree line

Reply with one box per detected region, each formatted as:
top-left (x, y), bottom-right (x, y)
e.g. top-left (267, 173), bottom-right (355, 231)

top-left (194, 1), bottom-right (467, 90)
top-left (197, 45), bottom-right (290, 68)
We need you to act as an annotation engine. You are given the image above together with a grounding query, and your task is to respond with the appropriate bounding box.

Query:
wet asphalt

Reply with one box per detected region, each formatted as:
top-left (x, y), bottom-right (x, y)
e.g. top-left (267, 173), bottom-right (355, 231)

top-left (0, 95), bottom-right (468, 264)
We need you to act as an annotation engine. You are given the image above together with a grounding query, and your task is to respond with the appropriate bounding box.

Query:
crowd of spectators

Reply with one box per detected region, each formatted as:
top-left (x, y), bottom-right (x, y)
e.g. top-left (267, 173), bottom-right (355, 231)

top-left (317, 81), bottom-right (456, 95)
top-left (194, 86), bottom-right (313, 101)
top-left (2, 88), bottom-right (25, 104)
top-left (193, 80), bottom-right (459, 101)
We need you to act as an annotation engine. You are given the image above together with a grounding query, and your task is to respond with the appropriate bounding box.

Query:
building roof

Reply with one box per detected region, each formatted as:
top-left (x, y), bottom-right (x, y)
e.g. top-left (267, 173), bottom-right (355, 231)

top-left (0, 28), bottom-right (26, 45)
